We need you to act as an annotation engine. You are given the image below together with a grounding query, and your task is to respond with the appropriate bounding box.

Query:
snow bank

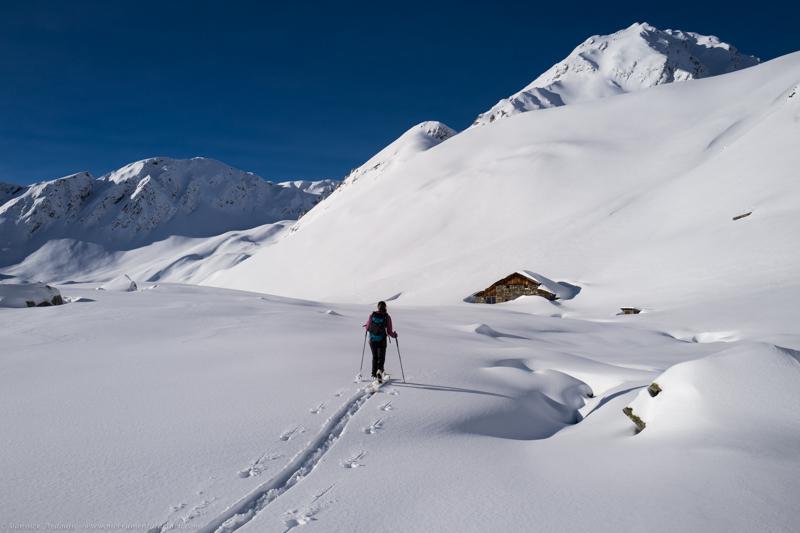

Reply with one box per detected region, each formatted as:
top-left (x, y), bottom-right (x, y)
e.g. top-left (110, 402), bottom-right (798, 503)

top-left (99, 274), bottom-right (138, 292)
top-left (0, 281), bottom-right (64, 308)
top-left (623, 343), bottom-right (800, 435)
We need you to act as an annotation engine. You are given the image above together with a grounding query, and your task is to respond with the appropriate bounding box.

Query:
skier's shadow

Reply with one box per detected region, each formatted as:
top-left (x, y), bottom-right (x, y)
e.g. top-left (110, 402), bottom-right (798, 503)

top-left (387, 381), bottom-right (511, 400)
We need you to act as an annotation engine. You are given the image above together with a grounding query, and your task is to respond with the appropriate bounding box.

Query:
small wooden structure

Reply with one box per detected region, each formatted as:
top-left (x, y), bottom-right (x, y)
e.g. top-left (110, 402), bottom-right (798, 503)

top-left (471, 272), bottom-right (557, 304)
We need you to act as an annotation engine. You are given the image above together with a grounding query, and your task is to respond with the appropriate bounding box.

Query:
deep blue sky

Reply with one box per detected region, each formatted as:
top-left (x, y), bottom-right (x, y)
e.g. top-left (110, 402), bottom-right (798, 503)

top-left (1, 0), bottom-right (796, 184)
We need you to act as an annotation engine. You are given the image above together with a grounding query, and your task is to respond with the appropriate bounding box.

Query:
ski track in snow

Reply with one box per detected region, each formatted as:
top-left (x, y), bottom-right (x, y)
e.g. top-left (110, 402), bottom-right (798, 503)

top-left (192, 383), bottom-right (387, 533)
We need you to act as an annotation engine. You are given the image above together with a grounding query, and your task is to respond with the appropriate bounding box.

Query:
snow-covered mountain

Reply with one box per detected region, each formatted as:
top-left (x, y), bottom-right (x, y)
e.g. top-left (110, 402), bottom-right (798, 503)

top-left (0, 157), bottom-right (335, 267)
top-left (210, 52), bottom-right (800, 312)
top-left (472, 22), bottom-right (760, 126)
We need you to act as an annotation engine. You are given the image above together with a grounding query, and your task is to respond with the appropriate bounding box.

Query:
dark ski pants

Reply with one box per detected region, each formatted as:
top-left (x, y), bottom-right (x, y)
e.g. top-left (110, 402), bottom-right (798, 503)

top-left (370, 340), bottom-right (387, 376)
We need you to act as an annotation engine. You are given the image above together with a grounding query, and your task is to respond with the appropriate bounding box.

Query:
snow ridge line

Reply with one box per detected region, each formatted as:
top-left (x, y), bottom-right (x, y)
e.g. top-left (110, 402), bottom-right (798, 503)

top-left (196, 384), bottom-right (380, 533)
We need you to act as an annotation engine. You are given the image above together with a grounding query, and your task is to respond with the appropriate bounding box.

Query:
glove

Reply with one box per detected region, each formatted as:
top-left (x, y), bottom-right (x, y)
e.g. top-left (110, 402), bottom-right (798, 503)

top-left (392, 332), bottom-right (399, 338)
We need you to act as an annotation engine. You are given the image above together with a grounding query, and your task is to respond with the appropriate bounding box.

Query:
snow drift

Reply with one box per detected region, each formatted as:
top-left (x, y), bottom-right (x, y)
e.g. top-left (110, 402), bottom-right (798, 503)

top-left (624, 343), bottom-right (800, 437)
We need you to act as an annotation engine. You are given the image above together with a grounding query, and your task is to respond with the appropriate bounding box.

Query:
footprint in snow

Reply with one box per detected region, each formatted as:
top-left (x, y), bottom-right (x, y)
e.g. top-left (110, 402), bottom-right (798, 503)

top-left (282, 485), bottom-right (335, 532)
top-left (363, 418), bottom-right (384, 435)
top-left (379, 401), bottom-right (394, 412)
top-left (238, 452), bottom-right (284, 478)
top-left (310, 402), bottom-right (326, 414)
top-left (280, 425), bottom-right (305, 442)
top-left (342, 450), bottom-right (367, 469)
top-left (386, 387), bottom-right (399, 396)
top-left (183, 498), bottom-right (216, 522)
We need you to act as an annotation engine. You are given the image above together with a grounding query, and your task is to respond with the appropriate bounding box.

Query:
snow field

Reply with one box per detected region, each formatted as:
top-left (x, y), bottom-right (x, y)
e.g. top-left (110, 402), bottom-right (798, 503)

top-left (2, 284), bottom-right (797, 532)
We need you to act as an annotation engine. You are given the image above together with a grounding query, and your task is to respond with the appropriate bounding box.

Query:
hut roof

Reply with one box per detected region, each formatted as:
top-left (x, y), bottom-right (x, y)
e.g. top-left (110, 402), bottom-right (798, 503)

top-left (474, 270), bottom-right (581, 301)
top-left (516, 270), bottom-right (580, 300)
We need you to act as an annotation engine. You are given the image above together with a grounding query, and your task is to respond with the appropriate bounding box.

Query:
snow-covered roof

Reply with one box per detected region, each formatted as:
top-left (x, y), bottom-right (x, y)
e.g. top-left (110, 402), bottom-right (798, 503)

top-left (516, 271), bottom-right (580, 300)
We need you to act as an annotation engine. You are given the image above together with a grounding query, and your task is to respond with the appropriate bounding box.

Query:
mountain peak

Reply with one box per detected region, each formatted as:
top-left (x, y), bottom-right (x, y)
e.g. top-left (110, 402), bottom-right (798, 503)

top-left (341, 121), bottom-right (457, 185)
top-left (472, 23), bottom-right (759, 127)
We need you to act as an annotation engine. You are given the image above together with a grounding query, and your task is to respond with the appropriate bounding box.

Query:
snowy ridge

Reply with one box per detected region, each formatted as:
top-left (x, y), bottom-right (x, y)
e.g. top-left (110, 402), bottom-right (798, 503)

top-left (0, 157), bottom-right (333, 268)
top-left (287, 121), bottom-right (456, 232)
top-left (278, 179), bottom-right (339, 197)
top-left (472, 22), bottom-right (759, 126)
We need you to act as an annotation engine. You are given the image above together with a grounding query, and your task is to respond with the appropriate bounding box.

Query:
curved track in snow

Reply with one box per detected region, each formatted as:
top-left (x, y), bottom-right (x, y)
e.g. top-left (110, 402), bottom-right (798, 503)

top-left (195, 382), bottom-right (382, 533)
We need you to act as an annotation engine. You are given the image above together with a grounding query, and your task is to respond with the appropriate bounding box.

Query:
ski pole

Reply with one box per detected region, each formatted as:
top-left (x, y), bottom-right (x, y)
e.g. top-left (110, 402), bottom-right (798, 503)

top-left (357, 329), bottom-right (367, 380)
top-left (395, 337), bottom-right (406, 383)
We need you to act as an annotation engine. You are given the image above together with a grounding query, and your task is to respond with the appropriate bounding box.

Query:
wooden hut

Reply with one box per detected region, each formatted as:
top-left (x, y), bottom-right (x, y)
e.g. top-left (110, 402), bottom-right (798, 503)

top-left (471, 272), bottom-right (557, 304)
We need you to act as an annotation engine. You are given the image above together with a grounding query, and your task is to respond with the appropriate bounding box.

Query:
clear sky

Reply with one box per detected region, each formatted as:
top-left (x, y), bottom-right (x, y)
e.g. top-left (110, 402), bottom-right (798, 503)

top-left (1, 0), bottom-right (796, 184)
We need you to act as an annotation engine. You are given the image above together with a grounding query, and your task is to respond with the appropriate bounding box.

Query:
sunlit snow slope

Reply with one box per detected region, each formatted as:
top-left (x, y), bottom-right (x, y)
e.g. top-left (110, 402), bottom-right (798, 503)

top-left (210, 53), bottom-right (800, 311)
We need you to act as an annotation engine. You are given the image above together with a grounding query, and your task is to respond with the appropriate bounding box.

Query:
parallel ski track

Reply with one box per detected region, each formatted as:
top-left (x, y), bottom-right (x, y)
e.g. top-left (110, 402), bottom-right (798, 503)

top-left (196, 382), bottom-right (384, 533)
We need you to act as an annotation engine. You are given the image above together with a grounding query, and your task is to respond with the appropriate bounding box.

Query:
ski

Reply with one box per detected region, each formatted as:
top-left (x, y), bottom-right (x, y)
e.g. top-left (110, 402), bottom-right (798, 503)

top-left (368, 371), bottom-right (391, 391)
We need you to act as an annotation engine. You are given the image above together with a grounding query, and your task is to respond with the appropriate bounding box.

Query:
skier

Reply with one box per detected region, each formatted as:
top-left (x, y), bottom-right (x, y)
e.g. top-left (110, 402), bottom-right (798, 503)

top-left (364, 301), bottom-right (398, 383)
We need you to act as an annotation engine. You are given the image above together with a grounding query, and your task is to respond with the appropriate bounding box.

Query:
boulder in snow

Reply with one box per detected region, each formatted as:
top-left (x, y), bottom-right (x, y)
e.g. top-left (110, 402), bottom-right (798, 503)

top-left (100, 274), bottom-right (138, 292)
top-left (0, 282), bottom-right (64, 308)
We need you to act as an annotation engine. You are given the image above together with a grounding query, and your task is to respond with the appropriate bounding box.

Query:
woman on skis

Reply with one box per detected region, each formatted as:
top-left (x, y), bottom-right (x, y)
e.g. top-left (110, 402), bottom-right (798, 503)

top-left (364, 301), bottom-right (398, 383)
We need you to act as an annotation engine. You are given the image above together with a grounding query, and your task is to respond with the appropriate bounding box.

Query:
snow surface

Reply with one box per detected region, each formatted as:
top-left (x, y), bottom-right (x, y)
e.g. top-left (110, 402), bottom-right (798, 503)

top-left (1, 284), bottom-right (797, 532)
top-left (472, 22), bottom-right (759, 126)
